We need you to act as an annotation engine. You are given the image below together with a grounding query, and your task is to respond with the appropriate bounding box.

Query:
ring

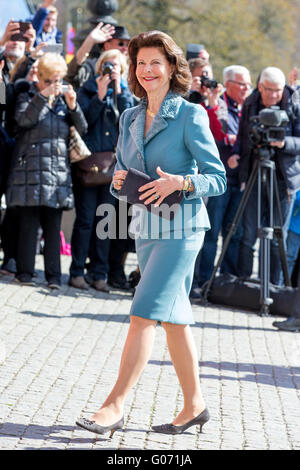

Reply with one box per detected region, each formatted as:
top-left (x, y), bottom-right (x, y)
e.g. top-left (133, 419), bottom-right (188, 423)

top-left (154, 194), bottom-right (159, 200)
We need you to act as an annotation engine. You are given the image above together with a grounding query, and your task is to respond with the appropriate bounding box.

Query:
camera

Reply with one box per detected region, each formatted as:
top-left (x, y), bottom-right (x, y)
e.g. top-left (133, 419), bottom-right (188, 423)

top-left (250, 106), bottom-right (289, 146)
top-left (101, 61), bottom-right (114, 77)
top-left (200, 75), bottom-right (218, 89)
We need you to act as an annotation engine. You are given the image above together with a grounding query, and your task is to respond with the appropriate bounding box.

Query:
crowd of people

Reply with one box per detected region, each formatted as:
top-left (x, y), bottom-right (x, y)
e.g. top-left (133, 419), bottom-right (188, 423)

top-left (0, 1), bottom-right (300, 332)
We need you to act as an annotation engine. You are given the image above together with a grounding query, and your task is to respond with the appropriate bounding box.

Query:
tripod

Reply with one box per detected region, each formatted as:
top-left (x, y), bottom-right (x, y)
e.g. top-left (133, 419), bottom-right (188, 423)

top-left (202, 145), bottom-right (291, 316)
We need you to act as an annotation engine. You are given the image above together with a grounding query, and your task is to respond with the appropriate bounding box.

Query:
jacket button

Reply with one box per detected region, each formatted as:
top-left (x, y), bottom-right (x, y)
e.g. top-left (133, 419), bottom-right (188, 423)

top-left (105, 131), bottom-right (110, 136)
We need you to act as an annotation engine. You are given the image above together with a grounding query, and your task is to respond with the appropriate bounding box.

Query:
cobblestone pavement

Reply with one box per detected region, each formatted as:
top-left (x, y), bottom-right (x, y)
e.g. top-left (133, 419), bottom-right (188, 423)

top-left (0, 254), bottom-right (299, 451)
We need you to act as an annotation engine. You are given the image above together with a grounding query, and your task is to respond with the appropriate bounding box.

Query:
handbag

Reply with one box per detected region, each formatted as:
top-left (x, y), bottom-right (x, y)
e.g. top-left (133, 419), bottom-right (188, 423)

top-left (76, 151), bottom-right (116, 187)
top-left (68, 126), bottom-right (91, 163)
top-left (118, 167), bottom-right (183, 220)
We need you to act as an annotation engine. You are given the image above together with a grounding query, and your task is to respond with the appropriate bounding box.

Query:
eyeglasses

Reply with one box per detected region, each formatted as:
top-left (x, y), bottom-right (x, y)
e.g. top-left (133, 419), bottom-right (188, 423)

top-left (260, 83), bottom-right (284, 94)
top-left (43, 78), bottom-right (63, 85)
top-left (228, 80), bottom-right (251, 89)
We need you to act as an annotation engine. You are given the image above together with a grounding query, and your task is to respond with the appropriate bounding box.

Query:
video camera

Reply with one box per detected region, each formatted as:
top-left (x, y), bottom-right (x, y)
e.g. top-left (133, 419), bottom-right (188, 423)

top-left (200, 75), bottom-right (218, 89)
top-left (250, 106), bottom-right (289, 146)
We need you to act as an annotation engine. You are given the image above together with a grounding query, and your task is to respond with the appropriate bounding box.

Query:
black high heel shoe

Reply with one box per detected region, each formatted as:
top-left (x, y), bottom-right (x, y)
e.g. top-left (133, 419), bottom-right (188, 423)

top-left (76, 416), bottom-right (124, 438)
top-left (151, 408), bottom-right (210, 435)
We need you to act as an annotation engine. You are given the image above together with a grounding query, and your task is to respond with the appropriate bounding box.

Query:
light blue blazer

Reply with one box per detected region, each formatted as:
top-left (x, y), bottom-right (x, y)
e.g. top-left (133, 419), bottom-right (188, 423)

top-left (110, 91), bottom-right (227, 238)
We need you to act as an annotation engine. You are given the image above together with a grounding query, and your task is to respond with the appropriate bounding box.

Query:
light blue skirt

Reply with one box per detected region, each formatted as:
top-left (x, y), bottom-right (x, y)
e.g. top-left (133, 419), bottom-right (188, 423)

top-left (130, 231), bottom-right (205, 325)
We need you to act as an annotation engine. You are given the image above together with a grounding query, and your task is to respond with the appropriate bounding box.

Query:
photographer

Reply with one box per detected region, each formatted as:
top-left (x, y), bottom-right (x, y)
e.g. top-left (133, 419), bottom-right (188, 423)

top-left (69, 49), bottom-right (133, 291)
top-left (5, 53), bottom-right (87, 288)
top-left (188, 58), bottom-right (226, 141)
top-left (191, 65), bottom-right (252, 295)
top-left (237, 67), bottom-right (300, 285)
top-left (67, 24), bottom-right (130, 90)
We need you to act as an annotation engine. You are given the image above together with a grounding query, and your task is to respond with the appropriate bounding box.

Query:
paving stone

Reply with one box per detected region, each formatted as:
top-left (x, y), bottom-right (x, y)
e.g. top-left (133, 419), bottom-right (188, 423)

top-left (0, 253), bottom-right (299, 450)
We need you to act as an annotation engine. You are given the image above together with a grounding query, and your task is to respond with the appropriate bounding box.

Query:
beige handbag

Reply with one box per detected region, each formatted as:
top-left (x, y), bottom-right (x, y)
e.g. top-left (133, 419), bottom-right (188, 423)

top-left (68, 126), bottom-right (91, 163)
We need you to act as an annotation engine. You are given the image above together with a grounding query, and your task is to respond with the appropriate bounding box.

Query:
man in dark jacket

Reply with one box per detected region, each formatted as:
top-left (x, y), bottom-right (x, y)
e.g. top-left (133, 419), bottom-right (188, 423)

top-left (237, 66), bottom-right (300, 286)
top-left (66, 24), bottom-right (130, 90)
top-left (191, 65), bottom-right (252, 294)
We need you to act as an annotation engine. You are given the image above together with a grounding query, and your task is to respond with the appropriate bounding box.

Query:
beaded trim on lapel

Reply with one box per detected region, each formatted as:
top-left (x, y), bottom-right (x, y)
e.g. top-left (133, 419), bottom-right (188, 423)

top-left (128, 91), bottom-right (182, 155)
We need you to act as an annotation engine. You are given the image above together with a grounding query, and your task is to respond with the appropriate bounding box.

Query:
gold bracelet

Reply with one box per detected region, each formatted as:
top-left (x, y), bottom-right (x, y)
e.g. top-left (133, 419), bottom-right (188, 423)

top-left (182, 175), bottom-right (192, 191)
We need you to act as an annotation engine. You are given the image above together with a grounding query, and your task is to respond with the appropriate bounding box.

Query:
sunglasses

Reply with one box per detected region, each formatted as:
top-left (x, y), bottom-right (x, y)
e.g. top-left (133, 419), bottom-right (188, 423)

top-left (43, 78), bottom-right (63, 85)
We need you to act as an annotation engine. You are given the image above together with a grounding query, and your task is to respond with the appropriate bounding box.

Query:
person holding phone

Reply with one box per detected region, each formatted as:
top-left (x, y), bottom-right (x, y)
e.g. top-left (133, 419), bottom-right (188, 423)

top-left (5, 53), bottom-right (87, 288)
top-left (32, 1), bottom-right (62, 46)
top-left (69, 48), bottom-right (134, 291)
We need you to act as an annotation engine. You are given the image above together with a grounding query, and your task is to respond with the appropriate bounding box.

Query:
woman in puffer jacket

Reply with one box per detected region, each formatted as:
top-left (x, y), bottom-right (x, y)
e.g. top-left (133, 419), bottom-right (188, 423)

top-left (6, 53), bottom-right (87, 288)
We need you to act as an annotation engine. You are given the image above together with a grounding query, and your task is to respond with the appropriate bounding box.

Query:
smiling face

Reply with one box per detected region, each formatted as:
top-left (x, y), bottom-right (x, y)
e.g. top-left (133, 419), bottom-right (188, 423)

top-left (5, 40), bottom-right (25, 62)
top-left (225, 73), bottom-right (252, 105)
top-left (43, 12), bottom-right (57, 33)
top-left (258, 79), bottom-right (284, 108)
top-left (135, 47), bottom-right (174, 98)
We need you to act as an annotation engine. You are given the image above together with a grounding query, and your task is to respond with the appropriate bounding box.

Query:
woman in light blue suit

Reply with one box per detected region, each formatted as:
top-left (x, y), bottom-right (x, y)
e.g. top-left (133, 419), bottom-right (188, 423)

top-left (76, 31), bottom-right (226, 437)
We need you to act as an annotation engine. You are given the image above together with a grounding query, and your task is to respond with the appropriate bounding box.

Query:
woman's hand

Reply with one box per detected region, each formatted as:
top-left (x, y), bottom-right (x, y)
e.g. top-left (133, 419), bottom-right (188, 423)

top-left (31, 42), bottom-right (47, 59)
top-left (96, 74), bottom-right (111, 101)
top-left (40, 82), bottom-right (60, 98)
top-left (64, 84), bottom-right (77, 110)
top-left (138, 167), bottom-right (184, 207)
top-left (207, 83), bottom-right (223, 108)
top-left (227, 153), bottom-right (240, 169)
top-left (113, 170), bottom-right (128, 190)
top-left (0, 20), bottom-right (20, 47)
top-left (110, 65), bottom-right (122, 95)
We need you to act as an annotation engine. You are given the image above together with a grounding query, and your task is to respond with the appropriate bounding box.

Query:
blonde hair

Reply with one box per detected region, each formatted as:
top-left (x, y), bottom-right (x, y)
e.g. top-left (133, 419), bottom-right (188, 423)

top-left (9, 56), bottom-right (27, 81)
top-left (37, 53), bottom-right (67, 80)
top-left (38, 3), bottom-right (57, 15)
top-left (95, 49), bottom-right (128, 77)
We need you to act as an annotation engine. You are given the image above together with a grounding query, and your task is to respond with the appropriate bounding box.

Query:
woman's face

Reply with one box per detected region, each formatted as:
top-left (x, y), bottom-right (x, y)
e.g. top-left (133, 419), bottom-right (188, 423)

top-left (37, 72), bottom-right (64, 95)
top-left (135, 47), bottom-right (174, 96)
top-left (26, 61), bottom-right (39, 82)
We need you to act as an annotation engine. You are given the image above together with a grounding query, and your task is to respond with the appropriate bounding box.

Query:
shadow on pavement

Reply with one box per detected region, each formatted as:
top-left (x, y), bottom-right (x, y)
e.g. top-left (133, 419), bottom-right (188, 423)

top-left (20, 310), bottom-right (130, 323)
top-left (0, 422), bottom-right (149, 449)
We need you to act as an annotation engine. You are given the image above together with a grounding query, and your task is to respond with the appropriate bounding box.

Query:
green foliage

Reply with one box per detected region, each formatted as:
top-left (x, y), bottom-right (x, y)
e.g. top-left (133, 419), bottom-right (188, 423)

top-left (115, 0), bottom-right (298, 82)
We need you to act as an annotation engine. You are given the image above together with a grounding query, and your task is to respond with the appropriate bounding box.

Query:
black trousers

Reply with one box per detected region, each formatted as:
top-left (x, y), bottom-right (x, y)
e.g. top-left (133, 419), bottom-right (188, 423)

top-left (17, 206), bottom-right (63, 281)
top-left (0, 207), bottom-right (19, 263)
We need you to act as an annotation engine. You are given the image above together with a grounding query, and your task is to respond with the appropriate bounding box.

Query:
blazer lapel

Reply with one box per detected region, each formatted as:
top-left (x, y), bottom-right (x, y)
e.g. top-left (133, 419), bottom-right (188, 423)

top-left (128, 92), bottom-right (182, 153)
top-left (144, 91), bottom-right (182, 145)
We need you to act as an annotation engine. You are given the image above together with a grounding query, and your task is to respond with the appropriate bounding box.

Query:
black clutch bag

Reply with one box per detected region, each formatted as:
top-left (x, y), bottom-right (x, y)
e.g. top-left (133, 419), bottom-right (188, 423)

top-left (118, 168), bottom-right (183, 220)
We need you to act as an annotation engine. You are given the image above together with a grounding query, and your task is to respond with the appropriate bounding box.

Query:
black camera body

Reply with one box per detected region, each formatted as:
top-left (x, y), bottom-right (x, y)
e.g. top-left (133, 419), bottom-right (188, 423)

top-left (102, 61), bottom-right (114, 77)
top-left (250, 107), bottom-right (289, 147)
top-left (200, 75), bottom-right (218, 89)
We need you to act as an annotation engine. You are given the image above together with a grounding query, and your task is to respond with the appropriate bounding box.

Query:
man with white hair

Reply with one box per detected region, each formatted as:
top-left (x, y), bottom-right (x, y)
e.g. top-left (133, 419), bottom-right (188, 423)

top-left (192, 64), bottom-right (252, 294)
top-left (237, 66), bottom-right (300, 286)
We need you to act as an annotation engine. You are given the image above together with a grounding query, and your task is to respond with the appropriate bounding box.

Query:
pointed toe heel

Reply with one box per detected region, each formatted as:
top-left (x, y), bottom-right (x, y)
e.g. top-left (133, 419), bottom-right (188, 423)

top-left (152, 408), bottom-right (210, 435)
top-left (76, 416), bottom-right (124, 437)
